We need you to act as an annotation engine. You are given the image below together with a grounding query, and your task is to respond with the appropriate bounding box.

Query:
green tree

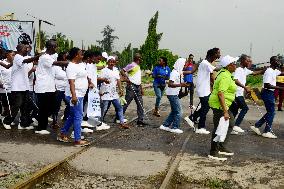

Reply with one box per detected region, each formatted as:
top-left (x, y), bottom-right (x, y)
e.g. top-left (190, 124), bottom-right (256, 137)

top-left (140, 11), bottom-right (163, 70)
top-left (157, 49), bottom-right (179, 69)
top-left (88, 44), bottom-right (103, 52)
top-left (36, 31), bottom-right (49, 51)
top-left (97, 25), bottom-right (119, 53)
top-left (52, 32), bottom-right (73, 53)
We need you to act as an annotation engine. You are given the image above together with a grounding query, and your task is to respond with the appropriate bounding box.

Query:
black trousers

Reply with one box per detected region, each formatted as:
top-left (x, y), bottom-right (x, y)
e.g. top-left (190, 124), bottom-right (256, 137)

top-left (3, 91), bottom-right (31, 127)
top-left (36, 92), bottom-right (56, 131)
top-left (0, 93), bottom-right (12, 116)
top-left (192, 95), bottom-right (210, 129)
top-left (210, 108), bottom-right (234, 154)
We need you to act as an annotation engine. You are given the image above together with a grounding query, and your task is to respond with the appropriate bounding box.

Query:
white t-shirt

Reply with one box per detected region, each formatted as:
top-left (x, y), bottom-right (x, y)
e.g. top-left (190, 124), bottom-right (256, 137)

top-left (26, 63), bottom-right (36, 91)
top-left (123, 62), bottom-right (141, 85)
top-left (0, 59), bottom-right (12, 93)
top-left (11, 54), bottom-right (30, 91)
top-left (65, 62), bottom-right (88, 97)
top-left (86, 63), bottom-right (97, 87)
top-left (166, 70), bottom-right (181, 96)
top-left (53, 66), bottom-right (67, 91)
top-left (35, 54), bottom-right (56, 93)
top-left (263, 68), bottom-right (281, 91)
top-left (99, 67), bottom-right (120, 100)
top-left (233, 67), bottom-right (253, 97)
top-left (196, 59), bottom-right (216, 97)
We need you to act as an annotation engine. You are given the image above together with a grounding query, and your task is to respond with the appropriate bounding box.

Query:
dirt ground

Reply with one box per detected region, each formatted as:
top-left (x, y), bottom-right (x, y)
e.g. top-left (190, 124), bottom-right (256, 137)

top-left (0, 96), bottom-right (283, 189)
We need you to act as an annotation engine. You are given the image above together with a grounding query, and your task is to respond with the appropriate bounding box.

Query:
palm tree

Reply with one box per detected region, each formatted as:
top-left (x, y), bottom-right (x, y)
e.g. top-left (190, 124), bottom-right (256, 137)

top-left (36, 31), bottom-right (49, 51)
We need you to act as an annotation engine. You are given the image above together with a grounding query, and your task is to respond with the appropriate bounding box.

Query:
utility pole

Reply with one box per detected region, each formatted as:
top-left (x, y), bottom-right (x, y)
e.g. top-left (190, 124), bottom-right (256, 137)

top-left (26, 13), bottom-right (55, 53)
top-left (249, 42), bottom-right (253, 57)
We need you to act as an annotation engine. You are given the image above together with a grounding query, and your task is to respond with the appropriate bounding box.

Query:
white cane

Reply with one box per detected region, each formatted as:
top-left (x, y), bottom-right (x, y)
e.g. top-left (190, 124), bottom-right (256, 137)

top-left (0, 71), bottom-right (12, 117)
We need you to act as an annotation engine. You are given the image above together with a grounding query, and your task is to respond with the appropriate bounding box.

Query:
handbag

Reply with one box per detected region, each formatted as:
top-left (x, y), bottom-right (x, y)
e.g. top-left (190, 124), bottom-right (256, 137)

top-left (178, 76), bottom-right (189, 99)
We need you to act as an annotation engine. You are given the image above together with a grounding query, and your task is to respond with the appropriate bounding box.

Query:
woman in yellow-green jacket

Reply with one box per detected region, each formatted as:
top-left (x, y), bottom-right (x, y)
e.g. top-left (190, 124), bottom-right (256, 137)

top-left (208, 55), bottom-right (238, 161)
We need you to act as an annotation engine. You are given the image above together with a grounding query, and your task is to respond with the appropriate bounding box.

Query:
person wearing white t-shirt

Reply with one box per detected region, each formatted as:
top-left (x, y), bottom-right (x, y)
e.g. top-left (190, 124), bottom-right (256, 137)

top-left (34, 40), bottom-right (68, 135)
top-left (185, 49), bottom-right (218, 134)
top-left (231, 55), bottom-right (265, 134)
top-left (0, 50), bottom-right (14, 129)
top-left (59, 47), bottom-right (90, 147)
top-left (81, 50), bottom-right (110, 131)
top-left (121, 53), bottom-right (147, 127)
top-left (100, 56), bottom-right (129, 129)
top-left (251, 56), bottom-right (284, 139)
top-left (52, 52), bottom-right (69, 127)
top-left (3, 44), bottom-right (40, 130)
top-left (159, 58), bottom-right (189, 134)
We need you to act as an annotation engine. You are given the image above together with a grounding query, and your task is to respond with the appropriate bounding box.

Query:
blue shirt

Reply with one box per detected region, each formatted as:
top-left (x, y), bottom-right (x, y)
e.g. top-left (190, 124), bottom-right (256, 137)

top-left (184, 63), bottom-right (194, 83)
top-left (152, 65), bottom-right (171, 86)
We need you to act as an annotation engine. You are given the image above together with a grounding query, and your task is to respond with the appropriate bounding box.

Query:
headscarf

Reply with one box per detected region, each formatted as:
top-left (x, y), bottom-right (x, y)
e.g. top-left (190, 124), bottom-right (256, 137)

top-left (173, 58), bottom-right (186, 74)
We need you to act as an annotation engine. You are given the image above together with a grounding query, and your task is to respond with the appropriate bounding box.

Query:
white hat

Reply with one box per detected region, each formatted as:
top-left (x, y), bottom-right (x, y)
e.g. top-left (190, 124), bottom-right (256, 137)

top-left (220, 55), bottom-right (239, 68)
top-left (107, 56), bottom-right (115, 62)
top-left (102, 52), bottom-right (108, 59)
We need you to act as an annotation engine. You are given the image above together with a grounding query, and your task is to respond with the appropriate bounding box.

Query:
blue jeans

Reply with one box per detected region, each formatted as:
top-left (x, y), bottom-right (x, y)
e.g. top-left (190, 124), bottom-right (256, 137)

top-left (153, 85), bottom-right (165, 108)
top-left (61, 96), bottom-right (84, 141)
top-left (101, 99), bottom-right (124, 124)
top-left (231, 96), bottom-right (249, 127)
top-left (163, 95), bottom-right (182, 129)
top-left (255, 89), bottom-right (275, 133)
top-left (53, 90), bottom-right (70, 122)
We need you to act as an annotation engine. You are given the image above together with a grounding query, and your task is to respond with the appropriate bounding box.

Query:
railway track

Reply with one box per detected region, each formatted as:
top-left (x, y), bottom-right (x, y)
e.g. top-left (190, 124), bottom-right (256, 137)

top-left (9, 101), bottom-right (193, 189)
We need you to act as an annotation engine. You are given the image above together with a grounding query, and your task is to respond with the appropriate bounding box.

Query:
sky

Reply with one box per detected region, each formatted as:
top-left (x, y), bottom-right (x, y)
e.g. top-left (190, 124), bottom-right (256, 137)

top-left (1, 0), bottom-right (284, 62)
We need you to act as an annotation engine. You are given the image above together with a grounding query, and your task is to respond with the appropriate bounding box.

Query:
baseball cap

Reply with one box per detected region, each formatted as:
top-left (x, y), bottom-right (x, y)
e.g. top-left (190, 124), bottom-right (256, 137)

top-left (220, 55), bottom-right (239, 68)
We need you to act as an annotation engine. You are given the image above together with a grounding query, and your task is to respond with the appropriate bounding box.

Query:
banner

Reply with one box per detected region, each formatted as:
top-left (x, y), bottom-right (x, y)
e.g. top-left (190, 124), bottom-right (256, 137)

top-left (0, 20), bottom-right (34, 53)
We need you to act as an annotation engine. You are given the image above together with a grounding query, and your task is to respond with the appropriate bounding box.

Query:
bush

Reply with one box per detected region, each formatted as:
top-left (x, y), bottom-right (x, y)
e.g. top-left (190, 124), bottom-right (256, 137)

top-left (246, 75), bottom-right (262, 87)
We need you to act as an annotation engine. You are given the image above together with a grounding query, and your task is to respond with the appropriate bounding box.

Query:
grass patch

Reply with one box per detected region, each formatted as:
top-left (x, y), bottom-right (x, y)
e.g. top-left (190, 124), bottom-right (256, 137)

top-left (144, 89), bottom-right (156, 96)
top-left (169, 171), bottom-right (237, 189)
top-left (0, 172), bottom-right (31, 188)
top-left (142, 76), bottom-right (154, 84)
top-left (246, 75), bottom-right (262, 88)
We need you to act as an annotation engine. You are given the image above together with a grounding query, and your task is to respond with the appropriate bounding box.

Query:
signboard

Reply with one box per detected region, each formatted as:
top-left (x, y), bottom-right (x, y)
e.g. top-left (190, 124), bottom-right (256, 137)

top-left (0, 20), bottom-right (34, 53)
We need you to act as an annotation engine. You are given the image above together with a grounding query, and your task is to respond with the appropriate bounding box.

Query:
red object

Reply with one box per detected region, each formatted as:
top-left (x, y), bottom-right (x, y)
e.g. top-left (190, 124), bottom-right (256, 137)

top-left (275, 82), bottom-right (284, 109)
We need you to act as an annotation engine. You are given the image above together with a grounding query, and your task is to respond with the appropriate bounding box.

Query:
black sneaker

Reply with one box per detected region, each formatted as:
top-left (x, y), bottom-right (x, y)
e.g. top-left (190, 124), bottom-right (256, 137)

top-left (218, 147), bottom-right (234, 156)
top-left (278, 108), bottom-right (283, 111)
top-left (208, 152), bottom-right (227, 161)
top-left (137, 121), bottom-right (148, 127)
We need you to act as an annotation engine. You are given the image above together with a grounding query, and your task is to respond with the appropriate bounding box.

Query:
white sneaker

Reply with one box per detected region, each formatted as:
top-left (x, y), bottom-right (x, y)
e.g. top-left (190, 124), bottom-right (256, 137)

top-left (208, 155), bottom-right (227, 161)
top-left (115, 119), bottom-right (128, 123)
top-left (48, 117), bottom-right (53, 122)
top-left (81, 128), bottom-right (94, 133)
top-left (3, 123), bottom-right (11, 130)
top-left (184, 117), bottom-right (195, 129)
top-left (96, 123), bottom-right (110, 131)
top-left (233, 126), bottom-right (245, 133)
top-left (31, 118), bottom-right (38, 126)
top-left (262, 132), bottom-right (277, 139)
top-left (11, 121), bottom-right (17, 126)
top-left (231, 130), bottom-right (239, 135)
top-left (250, 126), bottom-right (262, 136)
top-left (195, 128), bottom-right (210, 134)
top-left (170, 128), bottom-right (183, 134)
top-left (70, 131), bottom-right (85, 139)
top-left (25, 126), bottom-right (34, 130)
top-left (18, 125), bottom-right (25, 130)
top-left (35, 130), bottom-right (50, 135)
top-left (159, 125), bottom-right (171, 132)
top-left (81, 121), bottom-right (95, 128)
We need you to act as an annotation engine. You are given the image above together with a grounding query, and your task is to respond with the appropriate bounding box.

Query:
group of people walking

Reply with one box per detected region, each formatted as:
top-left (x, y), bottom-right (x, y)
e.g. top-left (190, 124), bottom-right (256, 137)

top-left (0, 40), bottom-right (283, 159)
top-left (152, 48), bottom-right (284, 161)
